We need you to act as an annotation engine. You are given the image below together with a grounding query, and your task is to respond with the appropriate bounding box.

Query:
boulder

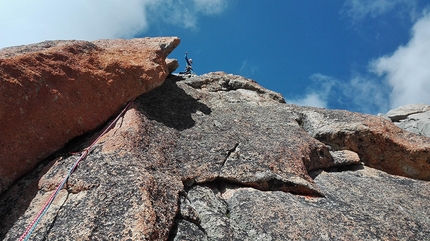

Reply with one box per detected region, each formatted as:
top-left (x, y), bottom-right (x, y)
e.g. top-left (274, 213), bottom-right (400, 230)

top-left (1, 72), bottom-right (429, 240)
top-left (383, 104), bottom-right (430, 138)
top-left (386, 103), bottom-right (430, 121)
top-left (0, 37), bottom-right (180, 194)
top-left (296, 106), bottom-right (430, 180)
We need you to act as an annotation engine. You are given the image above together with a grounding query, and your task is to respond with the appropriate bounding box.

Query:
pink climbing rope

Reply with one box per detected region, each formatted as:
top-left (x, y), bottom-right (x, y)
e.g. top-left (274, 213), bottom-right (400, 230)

top-left (19, 99), bottom-right (135, 241)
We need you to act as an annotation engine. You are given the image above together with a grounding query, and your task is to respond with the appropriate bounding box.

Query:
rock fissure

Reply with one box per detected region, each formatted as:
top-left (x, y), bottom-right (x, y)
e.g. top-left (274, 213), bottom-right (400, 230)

top-left (44, 189), bottom-right (70, 240)
top-left (220, 143), bottom-right (239, 170)
top-left (179, 211), bottom-right (207, 235)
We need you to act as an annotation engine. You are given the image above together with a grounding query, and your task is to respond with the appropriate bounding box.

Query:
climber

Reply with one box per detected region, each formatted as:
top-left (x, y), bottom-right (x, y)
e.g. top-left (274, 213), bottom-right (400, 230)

top-left (180, 52), bottom-right (193, 75)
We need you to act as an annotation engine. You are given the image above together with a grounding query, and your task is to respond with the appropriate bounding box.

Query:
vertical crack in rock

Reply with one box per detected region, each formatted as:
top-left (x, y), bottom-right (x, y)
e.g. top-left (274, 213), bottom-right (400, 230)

top-left (220, 143), bottom-right (239, 170)
top-left (171, 184), bottom-right (250, 240)
top-left (180, 193), bottom-right (207, 233)
top-left (168, 192), bottom-right (208, 241)
top-left (44, 189), bottom-right (70, 239)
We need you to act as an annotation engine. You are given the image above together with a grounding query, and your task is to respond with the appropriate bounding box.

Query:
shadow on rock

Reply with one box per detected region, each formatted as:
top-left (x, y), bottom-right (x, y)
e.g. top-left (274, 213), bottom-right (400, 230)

top-left (0, 154), bottom-right (66, 239)
top-left (0, 131), bottom-right (97, 239)
top-left (309, 164), bottom-right (365, 179)
top-left (0, 164), bottom-right (46, 239)
top-left (137, 75), bottom-right (212, 131)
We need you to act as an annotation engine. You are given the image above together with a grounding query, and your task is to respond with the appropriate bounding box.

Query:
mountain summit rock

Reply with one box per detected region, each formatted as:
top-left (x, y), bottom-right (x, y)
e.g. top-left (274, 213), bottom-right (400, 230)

top-left (0, 40), bottom-right (429, 240)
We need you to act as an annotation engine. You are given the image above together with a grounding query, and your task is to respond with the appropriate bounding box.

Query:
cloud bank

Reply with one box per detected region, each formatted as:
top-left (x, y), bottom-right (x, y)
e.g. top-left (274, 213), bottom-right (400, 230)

top-left (289, 11), bottom-right (430, 113)
top-left (0, 0), bottom-right (228, 49)
top-left (286, 74), bottom-right (335, 109)
top-left (372, 12), bottom-right (430, 109)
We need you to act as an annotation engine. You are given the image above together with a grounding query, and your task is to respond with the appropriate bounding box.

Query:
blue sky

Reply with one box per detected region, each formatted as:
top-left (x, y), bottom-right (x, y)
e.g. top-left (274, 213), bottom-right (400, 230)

top-left (1, 0), bottom-right (429, 114)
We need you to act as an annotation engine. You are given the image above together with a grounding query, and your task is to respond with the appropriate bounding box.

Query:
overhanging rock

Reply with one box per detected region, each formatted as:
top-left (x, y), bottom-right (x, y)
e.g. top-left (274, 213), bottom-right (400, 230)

top-left (0, 37), bottom-right (180, 194)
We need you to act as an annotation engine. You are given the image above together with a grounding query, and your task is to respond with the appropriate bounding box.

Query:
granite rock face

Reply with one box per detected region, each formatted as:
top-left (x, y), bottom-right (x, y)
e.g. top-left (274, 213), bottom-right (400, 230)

top-left (173, 166), bottom-right (430, 240)
top-left (382, 103), bottom-right (430, 138)
top-left (1, 72), bottom-right (429, 240)
top-left (0, 37), bottom-right (180, 194)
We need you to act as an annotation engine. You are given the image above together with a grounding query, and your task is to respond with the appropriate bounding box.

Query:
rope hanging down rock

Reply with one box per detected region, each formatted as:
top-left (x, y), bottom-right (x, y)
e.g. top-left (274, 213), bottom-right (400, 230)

top-left (19, 98), bottom-right (135, 241)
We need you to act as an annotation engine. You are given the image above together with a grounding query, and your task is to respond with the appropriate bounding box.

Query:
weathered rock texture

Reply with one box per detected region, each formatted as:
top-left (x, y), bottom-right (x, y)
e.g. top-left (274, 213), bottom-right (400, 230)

top-left (0, 37), bottom-right (180, 194)
top-left (1, 71), bottom-right (429, 240)
top-left (173, 166), bottom-right (430, 240)
top-left (296, 106), bottom-right (430, 181)
top-left (382, 103), bottom-right (430, 138)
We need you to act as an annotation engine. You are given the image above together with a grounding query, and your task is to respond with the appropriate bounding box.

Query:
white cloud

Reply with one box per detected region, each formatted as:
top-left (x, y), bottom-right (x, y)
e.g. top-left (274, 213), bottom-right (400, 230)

top-left (372, 12), bottom-right (430, 109)
top-left (341, 74), bottom-right (390, 113)
top-left (193, 0), bottom-right (228, 15)
top-left (290, 11), bottom-right (430, 113)
top-left (287, 72), bottom-right (390, 114)
top-left (0, 0), bottom-right (228, 49)
top-left (239, 59), bottom-right (259, 77)
top-left (289, 93), bottom-right (328, 109)
top-left (146, 0), bottom-right (197, 30)
top-left (342, 0), bottom-right (419, 23)
top-left (146, 0), bottom-right (228, 30)
top-left (286, 74), bottom-right (336, 109)
top-left (0, 0), bottom-right (148, 48)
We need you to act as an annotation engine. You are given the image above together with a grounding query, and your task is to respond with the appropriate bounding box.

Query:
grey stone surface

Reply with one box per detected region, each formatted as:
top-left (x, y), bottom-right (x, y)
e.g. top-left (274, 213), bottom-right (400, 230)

top-left (294, 105), bottom-right (430, 180)
top-left (386, 104), bottom-right (430, 122)
top-left (174, 165), bottom-right (430, 240)
top-left (382, 104), bottom-right (430, 137)
top-left (396, 110), bottom-right (430, 138)
top-left (1, 152), bottom-right (182, 240)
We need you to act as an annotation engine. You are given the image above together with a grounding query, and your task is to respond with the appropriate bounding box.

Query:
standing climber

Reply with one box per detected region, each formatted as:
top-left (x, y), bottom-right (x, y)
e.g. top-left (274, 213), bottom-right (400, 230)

top-left (184, 52), bottom-right (193, 74)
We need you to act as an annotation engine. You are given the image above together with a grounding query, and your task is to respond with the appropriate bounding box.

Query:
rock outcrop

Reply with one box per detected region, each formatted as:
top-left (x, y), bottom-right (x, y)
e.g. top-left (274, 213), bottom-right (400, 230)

top-left (381, 103), bottom-right (430, 138)
top-left (0, 37), bottom-right (180, 194)
top-left (1, 70), bottom-right (429, 240)
top-left (296, 106), bottom-right (430, 181)
top-left (174, 166), bottom-right (429, 240)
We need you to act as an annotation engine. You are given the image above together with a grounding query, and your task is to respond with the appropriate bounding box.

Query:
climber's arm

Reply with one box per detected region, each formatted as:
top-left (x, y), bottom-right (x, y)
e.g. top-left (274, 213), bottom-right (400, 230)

top-left (185, 52), bottom-right (191, 66)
